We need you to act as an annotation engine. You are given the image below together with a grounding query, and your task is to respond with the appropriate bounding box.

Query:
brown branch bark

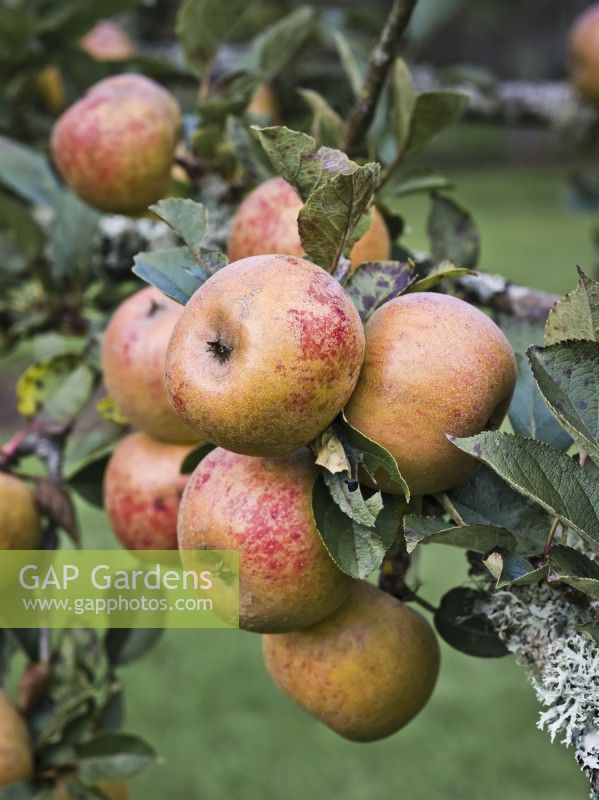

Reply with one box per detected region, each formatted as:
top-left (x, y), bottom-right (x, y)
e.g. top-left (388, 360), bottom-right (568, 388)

top-left (341, 0), bottom-right (419, 154)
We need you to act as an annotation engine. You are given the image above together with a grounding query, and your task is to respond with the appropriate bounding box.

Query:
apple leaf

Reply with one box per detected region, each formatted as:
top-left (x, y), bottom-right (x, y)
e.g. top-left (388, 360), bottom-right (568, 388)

top-left (345, 260), bottom-right (413, 320)
top-left (105, 628), bottom-right (164, 666)
top-left (578, 618), bottom-right (599, 644)
top-left (312, 428), bottom-right (351, 475)
top-left (442, 464), bottom-right (551, 555)
top-left (333, 32), bottom-right (363, 97)
top-left (176, 0), bottom-right (251, 76)
top-left (242, 6), bottom-right (316, 84)
top-left (427, 193), bottom-right (480, 269)
top-left (132, 247), bottom-right (209, 305)
top-left (379, 168), bottom-right (453, 201)
top-left (149, 199), bottom-right (227, 272)
top-left (0, 134), bottom-right (61, 207)
top-left (434, 587), bottom-right (508, 658)
top-left (75, 733), bottom-right (157, 783)
top-left (299, 162), bottom-right (380, 273)
top-left (528, 341), bottom-right (599, 463)
top-left (406, 91), bottom-right (468, 154)
top-left (544, 268), bottom-right (599, 346)
top-left (298, 88), bottom-right (344, 147)
top-left (180, 444), bottom-right (215, 475)
top-left (452, 431), bottom-right (599, 550)
top-left (548, 544), bottom-right (599, 599)
top-left (483, 552), bottom-right (548, 588)
top-left (407, 261), bottom-right (472, 293)
top-left (312, 475), bottom-right (399, 579)
top-left (48, 191), bottom-right (100, 287)
top-left (390, 58), bottom-right (417, 154)
top-left (403, 515), bottom-right (517, 555)
top-left (17, 353), bottom-right (81, 418)
top-left (322, 470), bottom-right (383, 528)
top-left (508, 353), bottom-right (573, 450)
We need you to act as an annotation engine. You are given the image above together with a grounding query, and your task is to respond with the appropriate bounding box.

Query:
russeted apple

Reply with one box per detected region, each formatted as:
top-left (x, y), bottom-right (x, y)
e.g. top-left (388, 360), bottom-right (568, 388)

top-left (80, 20), bottom-right (134, 62)
top-left (102, 286), bottom-right (199, 444)
top-left (51, 74), bottom-right (180, 214)
top-left (227, 176), bottom-right (391, 271)
top-left (178, 447), bottom-right (354, 632)
top-left (345, 292), bottom-right (517, 496)
top-left (165, 254), bottom-right (365, 457)
top-left (263, 581), bottom-right (440, 742)
top-left (0, 692), bottom-right (33, 787)
top-left (104, 432), bottom-right (193, 550)
top-left (569, 4), bottom-right (599, 103)
top-left (0, 473), bottom-right (41, 550)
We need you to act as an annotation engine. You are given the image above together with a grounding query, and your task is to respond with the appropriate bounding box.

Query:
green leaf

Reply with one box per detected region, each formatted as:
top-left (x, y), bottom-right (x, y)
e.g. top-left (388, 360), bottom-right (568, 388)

top-left (453, 431), bottom-right (599, 549)
top-left (67, 454), bottom-right (110, 509)
top-left (548, 544), bottom-right (599, 598)
top-left (42, 363), bottom-right (95, 425)
top-left (105, 629), bottom-right (164, 666)
top-left (322, 471), bottom-right (383, 528)
top-left (528, 341), bottom-right (599, 463)
top-left (404, 515), bottom-right (516, 554)
top-left (180, 444), bottom-right (215, 475)
top-left (242, 6), bottom-right (315, 83)
top-left (434, 587), bottom-right (508, 658)
top-left (311, 475), bottom-right (399, 579)
top-left (297, 88), bottom-right (344, 147)
top-left (299, 163), bottom-right (380, 272)
top-left (0, 135), bottom-right (60, 207)
top-left (75, 733), bottom-right (157, 783)
top-left (379, 169), bottom-right (453, 201)
top-left (509, 353), bottom-right (573, 450)
top-left (400, 90), bottom-right (468, 157)
top-left (544, 268), bottom-right (599, 345)
top-left (345, 260), bottom-right (413, 320)
top-left (48, 192), bottom-right (100, 286)
top-left (0, 783), bottom-right (35, 800)
top-left (578, 617), bottom-right (599, 643)
top-left (16, 354), bottom-right (82, 418)
top-left (339, 413), bottom-right (410, 500)
top-left (427, 194), bottom-right (480, 269)
top-left (150, 199), bottom-right (207, 259)
top-left (443, 465), bottom-right (551, 555)
top-left (482, 552), bottom-right (548, 587)
top-left (132, 247), bottom-right (209, 305)
top-left (333, 32), bottom-right (363, 97)
top-left (390, 58), bottom-right (416, 154)
top-left (408, 261), bottom-right (472, 292)
top-left (176, 0), bottom-right (251, 76)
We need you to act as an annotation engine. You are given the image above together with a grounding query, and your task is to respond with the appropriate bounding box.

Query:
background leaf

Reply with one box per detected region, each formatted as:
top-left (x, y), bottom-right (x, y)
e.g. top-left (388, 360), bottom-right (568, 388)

top-left (548, 544), bottom-right (599, 599)
top-left (427, 194), bottom-right (480, 269)
top-left (404, 515), bottom-right (516, 554)
top-left (434, 587), bottom-right (508, 658)
top-left (544, 268), bottom-right (599, 345)
top-left (132, 247), bottom-right (209, 305)
top-left (75, 733), bottom-right (157, 783)
top-left (0, 135), bottom-right (60, 206)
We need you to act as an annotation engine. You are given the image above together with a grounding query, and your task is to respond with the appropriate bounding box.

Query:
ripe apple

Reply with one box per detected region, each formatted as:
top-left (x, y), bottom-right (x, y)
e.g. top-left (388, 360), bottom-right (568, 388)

top-left (263, 581), bottom-right (440, 741)
top-left (104, 432), bottom-right (193, 550)
top-left (0, 692), bottom-right (33, 787)
top-left (569, 4), bottom-right (599, 103)
top-left (165, 254), bottom-right (365, 457)
top-left (345, 292), bottom-right (517, 496)
top-left (80, 21), bottom-right (134, 62)
top-left (0, 473), bottom-right (41, 550)
top-left (102, 286), bottom-right (199, 444)
top-left (178, 447), bottom-right (353, 632)
top-left (51, 74), bottom-right (181, 214)
top-left (227, 177), bottom-right (391, 271)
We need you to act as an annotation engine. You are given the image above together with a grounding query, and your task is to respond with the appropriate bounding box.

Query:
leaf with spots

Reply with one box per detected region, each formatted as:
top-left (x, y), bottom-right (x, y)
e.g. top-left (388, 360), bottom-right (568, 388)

top-left (528, 340), bottom-right (599, 464)
top-left (544, 268), bottom-right (599, 345)
top-left (427, 193), bottom-right (480, 269)
top-left (453, 431), bottom-right (599, 549)
top-left (345, 260), bottom-right (413, 319)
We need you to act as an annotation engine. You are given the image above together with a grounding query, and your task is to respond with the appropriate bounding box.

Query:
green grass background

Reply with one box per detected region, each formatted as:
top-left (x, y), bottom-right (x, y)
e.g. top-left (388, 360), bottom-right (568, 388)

top-left (6, 160), bottom-right (597, 799)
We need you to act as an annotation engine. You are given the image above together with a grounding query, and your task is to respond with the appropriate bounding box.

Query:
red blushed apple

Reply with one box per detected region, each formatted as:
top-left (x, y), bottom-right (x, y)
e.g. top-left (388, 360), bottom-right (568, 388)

top-left (104, 432), bottom-right (193, 550)
top-left (165, 254), bottom-right (365, 457)
top-left (80, 21), bottom-right (134, 62)
top-left (569, 4), bottom-right (599, 103)
top-left (227, 176), bottom-right (391, 271)
top-left (102, 286), bottom-right (199, 444)
top-left (178, 447), bottom-right (354, 632)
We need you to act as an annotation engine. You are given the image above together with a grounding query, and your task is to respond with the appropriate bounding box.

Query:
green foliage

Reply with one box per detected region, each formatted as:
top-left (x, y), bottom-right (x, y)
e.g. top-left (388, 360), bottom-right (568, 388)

top-left (434, 587), bottom-right (508, 658)
top-left (0, 135), bottom-right (60, 206)
top-left (427, 193), bottom-right (480, 269)
top-left (404, 515), bottom-right (516, 555)
top-left (544, 268), bottom-right (599, 345)
top-left (345, 260), bottom-right (413, 319)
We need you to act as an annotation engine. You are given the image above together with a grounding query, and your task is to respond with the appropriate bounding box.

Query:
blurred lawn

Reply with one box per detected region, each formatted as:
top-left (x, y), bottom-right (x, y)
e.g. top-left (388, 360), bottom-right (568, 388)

top-left (5, 163), bottom-right (596, 799)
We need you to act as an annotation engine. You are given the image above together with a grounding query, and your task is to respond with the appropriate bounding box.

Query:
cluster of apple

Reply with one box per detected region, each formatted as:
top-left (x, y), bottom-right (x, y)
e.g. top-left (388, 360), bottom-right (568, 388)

top-left (97, 152), bottom-right (518, 739)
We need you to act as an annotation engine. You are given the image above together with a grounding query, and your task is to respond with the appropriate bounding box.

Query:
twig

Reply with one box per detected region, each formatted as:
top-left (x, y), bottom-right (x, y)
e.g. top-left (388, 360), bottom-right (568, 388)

top-left (544, 517), bottom-right (560, 560)
top-left (410, 594), bottom-right (438, 614)
top-left (341, 0), bottom-right (419, 153)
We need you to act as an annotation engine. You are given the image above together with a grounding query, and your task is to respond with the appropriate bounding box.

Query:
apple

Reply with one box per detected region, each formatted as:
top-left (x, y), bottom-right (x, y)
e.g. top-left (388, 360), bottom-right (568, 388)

top-left (0, 473), bottom-right (41, 550)
top-left (80, 21), bottom-right (134, 62)
top-left (569, 4), bottom-right (599, 103)
top-left (51, 74), bottom-right (181, 214)
top-left (247, 84), bottom-right (280, 121)
top-left (0, 692), bottom-right (33, 787)
top-left (227, 177), bottom-right (391, 271)
top-left (178, 447), bottom-right (353, 632)
top-left (104, 432), bottom-right (193, 550)
top-left (102, 286), bottom-right (199, 444)
top-left (165, 254), bottom-right (365, 457)
top-left (345, 292), bottom-right (517, 496)
top-left (263, 581), bottom-right (440, 742)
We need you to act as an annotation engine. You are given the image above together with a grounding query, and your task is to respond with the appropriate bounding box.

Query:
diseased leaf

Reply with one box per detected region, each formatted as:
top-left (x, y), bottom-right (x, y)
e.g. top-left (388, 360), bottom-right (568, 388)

top-left (427, 194), bottom-right (480, 269)
top-left (453, 431), bottom-right (599, 549)
top-left (132, 247), bottom-right (209, 305)
top-left (16, 355), bottom-right (93, 421)
top-left (323, 471), bottom-right (383, 528)
top-left (483, 552), bottom-right (548, 587)
top-left (312, 428), bottom-right (351, 475)
top-left (408, 261), bottom-right (472, 292)
top-left (311, 475), bottom-right (399, 578)
top-left (545, 268), bottom-right (599, 345)
top-left (345, 260), bottom-right (413, 320)
top-left (528, 341), bottom-right (599, 463)
top-left (548, 544), bottom-right (599, 599)
top-left (0, 135), bottom-right (61, 206)
top-left (403, 515), bottom-right (516, 554)
top-left (434, 587), bottom-right (508, 658)
top-left (509, 353), bottom-right (573, 450)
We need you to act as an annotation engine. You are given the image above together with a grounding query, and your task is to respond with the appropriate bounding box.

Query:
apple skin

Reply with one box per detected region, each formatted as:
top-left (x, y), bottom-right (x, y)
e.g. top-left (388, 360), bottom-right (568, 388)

top-left (165, 254), bottom-right (365, 457)
top-left (51, 74), bottom-right (180, 214)
top-left (178, 447), bottom-right (353, 632)
top-left (102, 286), bottom-right (200, 444)
top-left (80, 21), bottom-right (134, 62)
top-left (227, 177), bottom-right (391, 271)
top-left (0, 692), bottom-right (33, 787)
top-left (569, 4), bottom-right (599, 103)
top-left (0, 473), bottom-right (41, 550)
top-left (345, 292), bottom-right (517, 496)
top-left (104, 432), bottom-right (193, 550)
top-left (263, 581), bottom-right (440, 742)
